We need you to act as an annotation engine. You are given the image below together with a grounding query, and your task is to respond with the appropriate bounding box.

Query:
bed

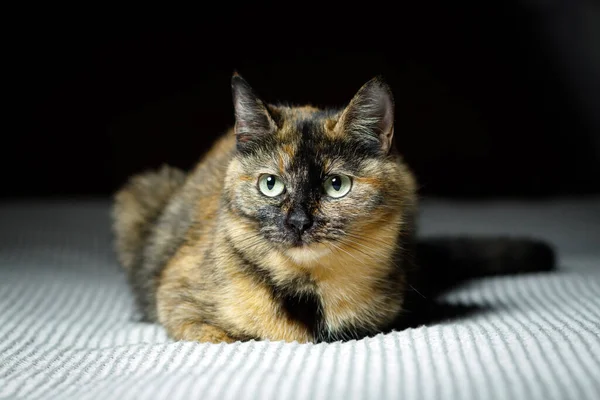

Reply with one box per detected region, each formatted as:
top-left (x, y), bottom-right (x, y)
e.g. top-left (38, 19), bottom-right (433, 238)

top-left (1, 197), bottom-right (599, 400)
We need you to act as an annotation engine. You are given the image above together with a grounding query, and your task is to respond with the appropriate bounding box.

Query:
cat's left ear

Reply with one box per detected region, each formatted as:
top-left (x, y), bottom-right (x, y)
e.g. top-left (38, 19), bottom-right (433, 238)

top-left (336, 77), bottom-right (395, 154)
top-left (231, 73), bottom-right (277, 145)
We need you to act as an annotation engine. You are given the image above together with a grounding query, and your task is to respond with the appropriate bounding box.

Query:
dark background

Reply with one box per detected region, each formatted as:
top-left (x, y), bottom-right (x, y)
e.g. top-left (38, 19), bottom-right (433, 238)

top-left (6, 2), bottom-right (600, 200)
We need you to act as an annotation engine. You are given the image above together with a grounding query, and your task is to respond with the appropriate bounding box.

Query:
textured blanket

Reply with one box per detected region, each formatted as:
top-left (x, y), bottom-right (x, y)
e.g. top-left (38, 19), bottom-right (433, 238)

top-left (1, 198), bottom-right (599, 400)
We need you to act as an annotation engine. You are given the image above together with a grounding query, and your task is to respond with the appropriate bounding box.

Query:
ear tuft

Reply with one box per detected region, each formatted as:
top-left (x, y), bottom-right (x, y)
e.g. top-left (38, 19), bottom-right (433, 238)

top-left (336, 77), bottom-right (395, 154)
top-left (231, 74), bottom-right (276, 144)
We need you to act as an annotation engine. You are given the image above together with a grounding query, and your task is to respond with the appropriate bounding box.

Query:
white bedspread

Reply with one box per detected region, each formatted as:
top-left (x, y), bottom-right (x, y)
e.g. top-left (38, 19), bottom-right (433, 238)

top-left (1, 198), bottom-right (599, 400)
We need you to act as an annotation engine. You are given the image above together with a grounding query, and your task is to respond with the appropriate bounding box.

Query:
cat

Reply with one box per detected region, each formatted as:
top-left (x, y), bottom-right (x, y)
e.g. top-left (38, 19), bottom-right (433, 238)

top-left (112, 73), bottom-right (555, 343)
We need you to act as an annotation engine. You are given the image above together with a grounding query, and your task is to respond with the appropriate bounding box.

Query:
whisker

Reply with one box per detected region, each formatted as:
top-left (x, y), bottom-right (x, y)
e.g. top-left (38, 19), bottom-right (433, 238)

top-left (327, 241), bottom-right (369, 267)
top-left (408, 283), bottom-right (427, 299)
top-left (335, 238), bottom-right (375, 258)
top-left (344, 232), bottom-right (403, 252)
top-left (342, 234), bottom-right (397, 253)
top-left (336, 235), bottom-right (410, 275)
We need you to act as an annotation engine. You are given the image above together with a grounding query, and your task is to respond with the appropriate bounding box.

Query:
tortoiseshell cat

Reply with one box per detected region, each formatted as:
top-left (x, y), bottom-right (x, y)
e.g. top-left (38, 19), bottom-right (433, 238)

top-left (112, 74), bottom-right (554, 343)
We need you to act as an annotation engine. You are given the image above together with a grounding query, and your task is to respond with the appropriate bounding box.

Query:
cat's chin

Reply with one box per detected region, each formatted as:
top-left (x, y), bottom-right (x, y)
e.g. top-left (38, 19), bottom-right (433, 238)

top-left (285, 243), bottom-right (332, 265)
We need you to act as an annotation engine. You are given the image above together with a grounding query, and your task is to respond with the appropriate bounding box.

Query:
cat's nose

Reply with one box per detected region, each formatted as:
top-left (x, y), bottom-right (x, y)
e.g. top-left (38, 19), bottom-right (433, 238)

top-left (286, 207), bottom-right (313, 234)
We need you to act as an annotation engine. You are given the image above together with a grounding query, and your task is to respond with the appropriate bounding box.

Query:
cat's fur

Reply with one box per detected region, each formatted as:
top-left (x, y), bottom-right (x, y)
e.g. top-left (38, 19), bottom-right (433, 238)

top-left (112, 74), bottom-right (555, 343)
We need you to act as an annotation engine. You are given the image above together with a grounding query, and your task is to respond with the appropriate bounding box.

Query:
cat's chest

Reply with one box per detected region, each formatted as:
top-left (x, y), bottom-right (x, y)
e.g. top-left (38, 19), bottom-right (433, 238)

top-left (320, 280), bottom-right (397, 339)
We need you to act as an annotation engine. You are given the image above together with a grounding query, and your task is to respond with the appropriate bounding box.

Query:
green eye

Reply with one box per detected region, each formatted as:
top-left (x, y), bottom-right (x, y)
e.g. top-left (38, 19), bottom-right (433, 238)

top-left (258, 174), bottom-right (285, 197)
top-left (324, 174), bottom-right (352, 198)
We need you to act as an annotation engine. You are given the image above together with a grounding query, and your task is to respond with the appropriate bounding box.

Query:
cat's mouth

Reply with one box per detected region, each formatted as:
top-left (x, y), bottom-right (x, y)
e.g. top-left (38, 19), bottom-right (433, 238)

top-left (278, 228), bottom-right (316, 248)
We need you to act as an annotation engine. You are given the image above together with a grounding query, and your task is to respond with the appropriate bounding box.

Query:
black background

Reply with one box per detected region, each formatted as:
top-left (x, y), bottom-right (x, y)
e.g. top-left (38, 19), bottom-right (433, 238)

top-left (6, 2), bottom-right (600, 199)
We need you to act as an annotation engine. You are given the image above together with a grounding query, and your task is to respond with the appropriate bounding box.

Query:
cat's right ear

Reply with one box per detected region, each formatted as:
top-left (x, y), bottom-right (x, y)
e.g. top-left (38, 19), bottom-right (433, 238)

top-left (231, 73), bottom-right (277, 145)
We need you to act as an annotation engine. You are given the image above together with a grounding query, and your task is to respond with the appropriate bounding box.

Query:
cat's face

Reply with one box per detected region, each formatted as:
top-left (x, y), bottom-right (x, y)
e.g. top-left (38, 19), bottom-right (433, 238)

top-left (224, 75), bottom-right (413, 264)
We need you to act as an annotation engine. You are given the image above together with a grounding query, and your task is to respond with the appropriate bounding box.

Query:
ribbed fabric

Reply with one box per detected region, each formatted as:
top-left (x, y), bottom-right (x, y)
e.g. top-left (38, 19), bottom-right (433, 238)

top-left (1, 198), bottom-right (599, 400)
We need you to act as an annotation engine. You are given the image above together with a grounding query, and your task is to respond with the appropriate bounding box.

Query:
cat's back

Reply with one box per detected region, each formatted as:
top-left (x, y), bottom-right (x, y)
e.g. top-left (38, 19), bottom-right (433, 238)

top-left (112, 130), bottom-right (236, 320)
top-left (113, 131), bottom-right (236, 265)
top-left (188, 130), bottom-right (237, 205)
top-left (148, 130), bottom-right (237, 255)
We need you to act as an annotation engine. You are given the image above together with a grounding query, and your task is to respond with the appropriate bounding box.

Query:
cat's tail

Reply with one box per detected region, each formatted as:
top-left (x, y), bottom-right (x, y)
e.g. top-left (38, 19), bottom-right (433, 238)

top-left (112, 165), bottom-right (187, 272)
top-left (411, 236), bottom-right (556, 297)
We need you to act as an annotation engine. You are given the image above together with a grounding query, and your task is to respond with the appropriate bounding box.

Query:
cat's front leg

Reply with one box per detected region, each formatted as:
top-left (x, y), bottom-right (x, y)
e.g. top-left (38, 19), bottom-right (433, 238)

top-left (156, 259), bottom-right (240, 343)
top-left (156, 284), bottom-right (240, 343)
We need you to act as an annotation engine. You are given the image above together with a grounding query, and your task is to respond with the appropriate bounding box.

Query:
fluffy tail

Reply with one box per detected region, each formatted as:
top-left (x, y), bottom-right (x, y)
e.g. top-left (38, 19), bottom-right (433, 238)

top-left (112, 165), bottom-right (187, 271)
top-left (410, 236), bottom-right (556, 299)
top-left (394, 236), bottom-right (556, 330)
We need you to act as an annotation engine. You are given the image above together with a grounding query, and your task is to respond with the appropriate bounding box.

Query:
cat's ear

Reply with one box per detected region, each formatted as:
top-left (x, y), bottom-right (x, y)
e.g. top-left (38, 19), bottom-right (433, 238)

top-left (231, 73), bottom-right (277, 144)
top-left (336, 77), bottom-right (395, 154)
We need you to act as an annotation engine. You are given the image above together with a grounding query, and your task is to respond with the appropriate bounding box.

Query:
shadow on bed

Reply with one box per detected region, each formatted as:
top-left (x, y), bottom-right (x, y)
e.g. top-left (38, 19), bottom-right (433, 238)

top-left (392, 300), bottom-right (490, 331)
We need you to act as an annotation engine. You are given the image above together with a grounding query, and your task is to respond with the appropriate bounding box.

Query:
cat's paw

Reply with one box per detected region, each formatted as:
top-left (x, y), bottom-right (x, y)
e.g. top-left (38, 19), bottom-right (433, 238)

top-left (169, 322), bottom-right (237, 344)
top-left (196, 325), bottom-right (238, 344)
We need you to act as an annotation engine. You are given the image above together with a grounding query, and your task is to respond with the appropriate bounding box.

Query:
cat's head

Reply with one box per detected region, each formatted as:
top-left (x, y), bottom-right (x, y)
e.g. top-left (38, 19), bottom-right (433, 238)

top-left (223, 74), bottom-right (416, 265)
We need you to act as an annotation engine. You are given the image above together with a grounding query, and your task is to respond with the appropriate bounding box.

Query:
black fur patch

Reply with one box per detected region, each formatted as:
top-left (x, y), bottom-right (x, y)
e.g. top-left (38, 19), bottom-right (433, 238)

top-left (275, 287), bottom-right (323, 337)
top-left (226, 235), bottom-right (273, 283)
